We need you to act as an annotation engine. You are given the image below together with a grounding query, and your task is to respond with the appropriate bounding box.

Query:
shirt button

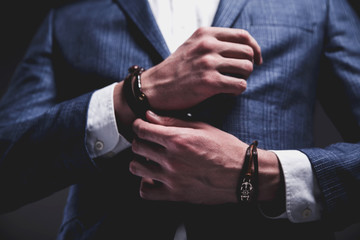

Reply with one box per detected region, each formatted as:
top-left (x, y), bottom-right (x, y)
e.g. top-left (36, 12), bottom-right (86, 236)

top-left (95, 140), bottom-right (104, 151)
top-left (302, 208), bottom-right (312, 219)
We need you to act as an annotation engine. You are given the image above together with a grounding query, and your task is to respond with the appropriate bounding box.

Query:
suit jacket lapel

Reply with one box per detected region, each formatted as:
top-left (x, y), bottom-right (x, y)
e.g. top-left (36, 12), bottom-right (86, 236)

top-left (115, 0), bottom-right (249, 60)
top-left (115, 0), bottom-right (170, 60)
top-left (212, 0), bottom-right (249, 27)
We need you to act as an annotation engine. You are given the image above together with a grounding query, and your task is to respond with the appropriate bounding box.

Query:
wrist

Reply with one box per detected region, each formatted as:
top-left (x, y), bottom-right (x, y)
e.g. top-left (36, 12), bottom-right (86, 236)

top-left (113, 81), bottom-right (136, 136)
top-left (257, 149), bottom-right (285, 203)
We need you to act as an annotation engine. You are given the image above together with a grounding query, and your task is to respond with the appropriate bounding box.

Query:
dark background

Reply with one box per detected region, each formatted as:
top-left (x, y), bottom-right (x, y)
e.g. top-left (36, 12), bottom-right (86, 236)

top-left (0, 1), bottom-right (359, 239)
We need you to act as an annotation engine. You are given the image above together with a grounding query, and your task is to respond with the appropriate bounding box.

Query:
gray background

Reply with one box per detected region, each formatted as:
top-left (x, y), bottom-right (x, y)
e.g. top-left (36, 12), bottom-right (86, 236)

top-left (0, 1), bottom-right (359, 239)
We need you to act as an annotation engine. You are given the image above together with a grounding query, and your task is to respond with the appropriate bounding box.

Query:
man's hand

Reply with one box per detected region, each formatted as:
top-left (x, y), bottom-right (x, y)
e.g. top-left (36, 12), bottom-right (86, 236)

top-left (114, 27), bottom-right (262, 131)
top-left (130, 111), bottom-right (283, 205)
top-left (141, 27), bottom-right (262, 111)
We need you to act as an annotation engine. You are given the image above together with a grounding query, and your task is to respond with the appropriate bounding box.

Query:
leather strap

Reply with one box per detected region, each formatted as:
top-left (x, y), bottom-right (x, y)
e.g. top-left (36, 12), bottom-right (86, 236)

top-left (123, 65), bottom-right (150, 120)
top-left (236, 140), bottom-right (258, 202)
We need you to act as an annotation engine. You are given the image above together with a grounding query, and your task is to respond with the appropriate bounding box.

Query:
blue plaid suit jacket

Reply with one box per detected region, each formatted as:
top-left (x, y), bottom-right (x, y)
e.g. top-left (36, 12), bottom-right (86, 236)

top-left (0, 0), bottom-right (359, 239)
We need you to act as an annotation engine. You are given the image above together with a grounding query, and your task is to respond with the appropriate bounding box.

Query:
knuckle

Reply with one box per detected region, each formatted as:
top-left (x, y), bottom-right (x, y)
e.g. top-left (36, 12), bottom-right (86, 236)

top-left (245, 61), bottom-right (254, 73)
top-left (131, 140), bottom-right (139, 153)
top-left (129, 161), bottom-right (136, 173)
top-left (166, 164), bottom-right (175, 174)
top-left (162, 159), bottom-right (171, 172)
top-left (238, 80), bottom-right (247, 91)
top-left (173, 133), bottom-right (197, 153)
top-left (171, 135), bottom-right (184, 148)
top-left (232, 80), bottom-right (247, 94)
top-left (238, 29), bottom-right (250, 40)
top-left (194, 26), bottom-right (210, 37)
top-left (198, 71), bottom-right (219, 94)
top-left (243, 45), bottom-right (255, 59)
top-left (198, 54), bottom-right (216, 70)
top-left (242, 61), bottom-right (254, 76)
top-left (132, 119), bottom-right (142, 133)
top-left (197, 38), bottom-right (217, 53)
top-left (139, 187), bottom-right (149, 199)
top-left (133, 118), bottom-right (142, 126)
top-left (170, 133), bottom-right (189, 151)
top-left (134, 124), bottom-right (146, 139)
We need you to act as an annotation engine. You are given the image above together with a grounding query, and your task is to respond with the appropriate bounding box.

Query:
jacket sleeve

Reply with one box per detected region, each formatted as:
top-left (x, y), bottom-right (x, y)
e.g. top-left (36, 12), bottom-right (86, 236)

top-left (0, 9), bottom-right (98, 213)
top-left (300, 0), bottom-right (360, 230)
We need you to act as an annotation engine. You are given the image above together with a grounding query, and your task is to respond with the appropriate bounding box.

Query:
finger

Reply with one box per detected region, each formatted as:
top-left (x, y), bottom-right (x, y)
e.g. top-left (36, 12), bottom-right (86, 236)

top-left (142, 177), bottom-right (155, 185)
top-left (211, 71), bottom-right (247, 95)
top-left (129, 159), bottom-right (165, 182)
top-left (214, 28), bottom-right (262, 65)
top-left (218, 42), bottom-right (255, 63)
top-left (146, 110), bottom-right (204, 129)
top-left (217, 58), bottom-right (254, 79)
top-left (132, 138), bottom-right (166, 165)
top-left (132, 118), bottom-right (173, 147)
top-left (140, 181), bottom-right (172, 201)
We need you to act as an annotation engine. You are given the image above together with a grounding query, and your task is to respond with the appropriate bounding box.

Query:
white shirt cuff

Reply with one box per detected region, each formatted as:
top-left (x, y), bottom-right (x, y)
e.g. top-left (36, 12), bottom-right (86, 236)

top-left (270, 150), bottom-right (323, 223)
top-left (86, 83), bottom-right (131, 159)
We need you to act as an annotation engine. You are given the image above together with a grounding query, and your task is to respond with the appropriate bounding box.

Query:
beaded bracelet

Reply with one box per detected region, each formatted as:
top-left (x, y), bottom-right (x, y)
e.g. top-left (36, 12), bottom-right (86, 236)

top-left (236, 140), bottom-right (259, 202)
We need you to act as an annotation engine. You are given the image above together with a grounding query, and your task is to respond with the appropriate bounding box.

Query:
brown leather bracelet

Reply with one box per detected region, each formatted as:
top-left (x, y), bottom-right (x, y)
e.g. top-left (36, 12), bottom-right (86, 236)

top-left (236, 140), bottom-right (258, 202)
top-left (122, 65), bottom-right (150, 120)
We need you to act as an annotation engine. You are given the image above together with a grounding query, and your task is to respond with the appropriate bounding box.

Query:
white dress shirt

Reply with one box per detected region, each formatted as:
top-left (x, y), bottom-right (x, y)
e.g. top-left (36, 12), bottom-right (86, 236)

top-left (85, 1), bottom-right (323, 239)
